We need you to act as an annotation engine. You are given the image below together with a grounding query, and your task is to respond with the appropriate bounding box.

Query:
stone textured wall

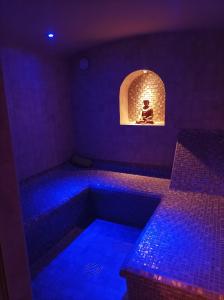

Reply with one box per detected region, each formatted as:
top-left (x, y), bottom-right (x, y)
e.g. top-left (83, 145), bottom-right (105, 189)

top-left (1, 48), bottom-right (74, 180)
top-left (71, 30), bottom-right (224, 169)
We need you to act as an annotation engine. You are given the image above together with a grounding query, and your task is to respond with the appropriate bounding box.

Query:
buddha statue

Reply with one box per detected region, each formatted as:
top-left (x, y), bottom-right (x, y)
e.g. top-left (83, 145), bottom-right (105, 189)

top-left (136, 100), bottom-right (154, 124)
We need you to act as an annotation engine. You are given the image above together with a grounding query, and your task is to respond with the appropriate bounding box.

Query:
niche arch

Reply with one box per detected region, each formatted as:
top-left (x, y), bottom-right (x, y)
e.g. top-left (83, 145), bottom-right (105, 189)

top-left (119, 70), bottom-right (165, 125)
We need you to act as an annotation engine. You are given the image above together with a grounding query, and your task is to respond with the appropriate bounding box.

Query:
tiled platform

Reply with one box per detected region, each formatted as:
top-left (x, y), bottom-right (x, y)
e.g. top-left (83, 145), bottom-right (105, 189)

top-left (20, 167), bottom-right (169, 224)
top-left (120, 190), bottom-right (224, 299)
top-left (121, 130), bottom-right (224, 300)
top-left (20, 130), bottom-right (224, 300)
top-left (32, 219), bottom-right (141, 300)
top-left (21, 167), bottom-right (168, 266)
top-left (21, 166), bottom-right (224, 299)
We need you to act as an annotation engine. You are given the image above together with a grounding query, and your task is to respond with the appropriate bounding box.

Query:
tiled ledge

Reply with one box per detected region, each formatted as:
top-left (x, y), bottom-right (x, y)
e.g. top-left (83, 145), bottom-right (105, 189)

top-left (20, 166), bottom-right (169, 266)
top-left (20, 166), bottom-right (169, 223)
top-left (121, 190), bottom-right (224, 299)
top-left (20, 164), bottom-right (223, 299)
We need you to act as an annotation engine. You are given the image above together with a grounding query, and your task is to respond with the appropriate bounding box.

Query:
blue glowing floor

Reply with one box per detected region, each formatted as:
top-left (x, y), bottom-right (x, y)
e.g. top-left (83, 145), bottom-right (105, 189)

top-left (32, 219), bottom-right (141, 300)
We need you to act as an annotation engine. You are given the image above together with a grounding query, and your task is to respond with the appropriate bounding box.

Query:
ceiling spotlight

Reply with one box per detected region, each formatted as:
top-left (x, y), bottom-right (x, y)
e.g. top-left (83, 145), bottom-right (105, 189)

top-left (48, 33), bottom-right (54, 39)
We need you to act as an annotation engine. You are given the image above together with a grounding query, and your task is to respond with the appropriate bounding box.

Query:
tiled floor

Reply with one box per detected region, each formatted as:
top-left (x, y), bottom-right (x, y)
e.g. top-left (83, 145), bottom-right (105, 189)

top-left (32, 219), bottom-right (141, 300)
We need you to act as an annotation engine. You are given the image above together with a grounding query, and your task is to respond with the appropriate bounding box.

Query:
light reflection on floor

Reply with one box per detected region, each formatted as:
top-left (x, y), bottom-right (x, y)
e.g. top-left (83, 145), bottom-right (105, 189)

top-left (32, 219), bottom-right (141, 300)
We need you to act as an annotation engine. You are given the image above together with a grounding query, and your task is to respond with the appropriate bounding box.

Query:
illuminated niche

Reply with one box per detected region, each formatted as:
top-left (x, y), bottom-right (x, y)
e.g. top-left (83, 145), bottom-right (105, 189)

top-left (119, 70), bottom-right (165, 126)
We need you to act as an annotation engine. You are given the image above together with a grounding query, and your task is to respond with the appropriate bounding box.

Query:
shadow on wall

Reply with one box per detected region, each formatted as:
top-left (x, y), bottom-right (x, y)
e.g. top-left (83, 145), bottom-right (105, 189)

top-left (0, 245), bottom-right (9, 300)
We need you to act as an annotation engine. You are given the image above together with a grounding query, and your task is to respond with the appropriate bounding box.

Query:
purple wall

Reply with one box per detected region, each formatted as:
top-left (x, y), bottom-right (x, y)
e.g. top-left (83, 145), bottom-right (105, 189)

top-left (170, 129), bottom-right (224, 195)
top-left (0, 63), bottom-right (32, 299)
top-left (71, 30), bottom-right (224, 169)
top-left (1, 48), bottom-right (74, 180)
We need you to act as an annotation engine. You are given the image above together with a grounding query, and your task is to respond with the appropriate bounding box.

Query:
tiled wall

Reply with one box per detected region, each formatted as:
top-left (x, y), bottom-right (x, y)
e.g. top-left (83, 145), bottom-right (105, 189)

top-left (170, 129), bottom-right (224, 195)
top-left (1, 48), bottom-right (74, 180)
top-left (128, 71), bottom-right (165, 124)
top-left (71, 30), bottom-right (224, 169)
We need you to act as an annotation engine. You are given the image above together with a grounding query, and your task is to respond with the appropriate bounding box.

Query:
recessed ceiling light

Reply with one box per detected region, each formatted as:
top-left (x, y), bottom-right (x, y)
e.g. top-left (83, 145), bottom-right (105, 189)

top-left (48, 33), bottom-right (54, 39)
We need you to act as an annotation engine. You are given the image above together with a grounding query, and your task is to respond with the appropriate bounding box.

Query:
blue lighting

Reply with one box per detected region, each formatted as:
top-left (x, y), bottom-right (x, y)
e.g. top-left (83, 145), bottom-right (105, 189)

top-left (48, 33), bottom-right (54, 39)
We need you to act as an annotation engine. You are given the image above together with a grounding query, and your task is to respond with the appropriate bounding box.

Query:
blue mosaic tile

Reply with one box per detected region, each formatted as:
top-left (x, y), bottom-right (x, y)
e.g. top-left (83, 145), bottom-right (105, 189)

top-left (121, 190), bottom-right (224, 299)
top-left (20, 133), bottom-right (224, 300)
top-left (170, 129), bottom-right (224, 195)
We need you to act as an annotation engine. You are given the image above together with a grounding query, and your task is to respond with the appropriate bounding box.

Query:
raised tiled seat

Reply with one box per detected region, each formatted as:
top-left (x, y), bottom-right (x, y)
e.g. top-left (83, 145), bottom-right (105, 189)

top-left (21, 130), bottom-right (224, 300)
top-left (121, 129), bottom-right (224, 300)
top-left (20, 169), bottom-right (91, 265)
top-left (20, 166), bottom-right (168, 269)
top-left (121, 190), bottom-right (224, 300)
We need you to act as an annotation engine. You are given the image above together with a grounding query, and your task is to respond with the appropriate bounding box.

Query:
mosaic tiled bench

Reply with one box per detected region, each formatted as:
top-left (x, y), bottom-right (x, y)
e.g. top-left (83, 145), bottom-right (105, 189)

top-left (120, 190), bottom-right (224, 300)
top-left (21, 130), bottom-right (224, 299)
top-left (20, 167), bottom-right (168, 268)
top-left (121, 130), bottom-right (224, 300)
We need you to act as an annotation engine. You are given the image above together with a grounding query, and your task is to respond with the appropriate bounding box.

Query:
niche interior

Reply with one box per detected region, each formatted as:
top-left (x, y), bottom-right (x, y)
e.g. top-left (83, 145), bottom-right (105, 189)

top-left (119, 70), bottom-right (165, 126)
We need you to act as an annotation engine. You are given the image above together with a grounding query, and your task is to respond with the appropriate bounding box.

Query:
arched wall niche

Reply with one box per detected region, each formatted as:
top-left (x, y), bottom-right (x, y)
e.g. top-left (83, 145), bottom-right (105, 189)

top-left (119, 70), bottom-right (165, 126)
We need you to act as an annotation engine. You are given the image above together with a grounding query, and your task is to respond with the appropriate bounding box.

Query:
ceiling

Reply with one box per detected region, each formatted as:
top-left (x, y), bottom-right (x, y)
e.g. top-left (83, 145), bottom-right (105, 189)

top-left (1, 0), bottom-right (224, 55)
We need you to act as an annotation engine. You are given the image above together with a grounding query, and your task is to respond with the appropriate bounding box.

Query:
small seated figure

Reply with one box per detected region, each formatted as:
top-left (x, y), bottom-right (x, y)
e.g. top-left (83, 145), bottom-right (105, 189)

top-left (136, 100), bottom-right (154, 124)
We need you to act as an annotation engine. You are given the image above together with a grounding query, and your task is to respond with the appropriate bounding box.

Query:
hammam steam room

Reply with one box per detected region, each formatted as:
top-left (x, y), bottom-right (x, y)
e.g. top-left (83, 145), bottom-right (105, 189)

top-left (0, 2), bottom-right (224, 300)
